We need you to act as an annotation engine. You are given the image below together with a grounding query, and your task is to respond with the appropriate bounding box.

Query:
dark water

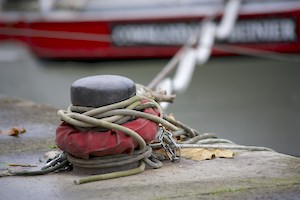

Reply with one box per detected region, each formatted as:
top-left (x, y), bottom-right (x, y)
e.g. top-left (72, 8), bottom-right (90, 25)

top-left (1, 42), bottom-right (300, 156)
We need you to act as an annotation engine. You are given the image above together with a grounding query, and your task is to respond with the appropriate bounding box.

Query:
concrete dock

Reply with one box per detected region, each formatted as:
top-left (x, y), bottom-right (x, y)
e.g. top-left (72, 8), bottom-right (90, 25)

top-left (0, 95), bottom-right (299, 200)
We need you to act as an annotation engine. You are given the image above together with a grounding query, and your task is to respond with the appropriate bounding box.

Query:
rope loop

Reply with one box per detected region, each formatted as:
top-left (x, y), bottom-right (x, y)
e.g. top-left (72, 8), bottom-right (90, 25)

top-left (67, 146), bottom-right (162, 169)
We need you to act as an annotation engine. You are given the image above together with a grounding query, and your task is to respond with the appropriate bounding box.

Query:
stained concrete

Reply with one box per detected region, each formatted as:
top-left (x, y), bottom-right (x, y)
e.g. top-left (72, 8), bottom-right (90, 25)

top-left (0, 96), bottom-right (300, 200)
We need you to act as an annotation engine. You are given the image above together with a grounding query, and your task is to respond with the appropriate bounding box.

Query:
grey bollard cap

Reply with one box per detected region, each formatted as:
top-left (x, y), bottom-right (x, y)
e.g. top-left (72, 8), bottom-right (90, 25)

top-left (71, 75), bottom-right (136, 107)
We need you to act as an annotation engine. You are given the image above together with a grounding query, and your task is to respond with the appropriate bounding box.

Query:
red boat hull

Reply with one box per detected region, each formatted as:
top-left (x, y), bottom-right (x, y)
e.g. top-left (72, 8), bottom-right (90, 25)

top-left (0, 8), bottom-right (299, 59)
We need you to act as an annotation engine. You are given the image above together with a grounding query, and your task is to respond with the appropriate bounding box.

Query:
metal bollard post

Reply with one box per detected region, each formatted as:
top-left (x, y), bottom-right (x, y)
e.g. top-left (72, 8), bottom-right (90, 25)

top-left (71, 75), bottom-right (136, 108)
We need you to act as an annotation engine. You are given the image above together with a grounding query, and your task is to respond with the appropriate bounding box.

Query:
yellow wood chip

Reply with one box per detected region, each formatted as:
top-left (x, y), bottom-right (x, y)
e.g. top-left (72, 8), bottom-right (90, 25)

top-left (181, 148), bottom-right (234, 161)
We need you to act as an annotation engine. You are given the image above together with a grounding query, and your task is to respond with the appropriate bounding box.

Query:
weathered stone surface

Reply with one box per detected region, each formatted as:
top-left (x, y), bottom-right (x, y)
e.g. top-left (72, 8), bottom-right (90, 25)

top-left (0, 96), bottom-right (59, 154)
top-left (0, 96), bottom-right (300, 200)
top-left (71, 75), bottom-right (136, 107)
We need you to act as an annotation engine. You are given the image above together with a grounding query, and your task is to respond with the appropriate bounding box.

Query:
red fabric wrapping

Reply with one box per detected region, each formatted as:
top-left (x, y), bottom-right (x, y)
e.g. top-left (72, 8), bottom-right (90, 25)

top-left (56, 107), bottom-right (159, 159)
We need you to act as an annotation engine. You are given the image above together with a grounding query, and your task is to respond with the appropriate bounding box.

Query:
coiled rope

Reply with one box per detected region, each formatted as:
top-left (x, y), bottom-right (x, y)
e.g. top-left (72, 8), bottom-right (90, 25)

top-left (55, 91), bottom-right (273, 184)
top-left (57, 94), bottom-right (173, 184)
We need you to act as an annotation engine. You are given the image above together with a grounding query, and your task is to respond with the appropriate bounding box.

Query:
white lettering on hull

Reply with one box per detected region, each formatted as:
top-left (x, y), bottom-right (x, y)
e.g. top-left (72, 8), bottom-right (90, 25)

top-left (111, 18), bottom-right (297, 46)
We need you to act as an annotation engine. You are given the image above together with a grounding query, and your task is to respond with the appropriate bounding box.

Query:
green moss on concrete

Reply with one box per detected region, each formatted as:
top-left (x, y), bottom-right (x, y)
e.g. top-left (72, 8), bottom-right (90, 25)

top-left (205, 176), bottom-right (300, 196)
top-left (166, 176), bottom-right (300, 199)
top-left (247, 176), bottom-right (300, 188)
top-left (153, 197), bottom-right (167, 200)
top-left (207, 187), bottom-right (248, 195)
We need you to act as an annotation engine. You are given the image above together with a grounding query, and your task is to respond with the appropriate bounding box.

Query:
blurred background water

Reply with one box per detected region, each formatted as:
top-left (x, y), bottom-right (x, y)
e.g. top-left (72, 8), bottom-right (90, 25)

top-left (0, 42), bottom-right (299, 156)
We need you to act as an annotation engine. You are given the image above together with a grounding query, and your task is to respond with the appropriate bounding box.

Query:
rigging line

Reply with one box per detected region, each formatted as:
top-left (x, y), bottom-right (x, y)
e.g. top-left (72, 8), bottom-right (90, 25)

top-left (0, 27), bottom-right (111, 42)
top-left (214, 44), bottom-right (300, 63)
top-left (147, 16), bottom-right (216, 90)
top-left (147, 0), bottom-right (240, 89)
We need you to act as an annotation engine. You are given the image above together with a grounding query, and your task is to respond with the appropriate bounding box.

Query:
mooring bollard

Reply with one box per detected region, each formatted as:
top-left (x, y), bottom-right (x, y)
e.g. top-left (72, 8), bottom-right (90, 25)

top-left (56, 74), bottom-right (161, 177)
